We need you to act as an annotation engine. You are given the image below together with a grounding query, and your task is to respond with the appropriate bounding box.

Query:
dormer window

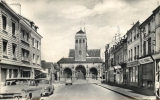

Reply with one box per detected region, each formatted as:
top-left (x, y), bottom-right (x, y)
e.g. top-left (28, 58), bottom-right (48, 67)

top-left (35, 26), bottom-right (38, 32)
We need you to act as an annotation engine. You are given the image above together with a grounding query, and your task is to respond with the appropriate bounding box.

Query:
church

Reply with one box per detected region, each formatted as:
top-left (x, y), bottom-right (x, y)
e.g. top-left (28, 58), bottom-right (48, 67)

top-left (57, 28), bottom-right (103, 81)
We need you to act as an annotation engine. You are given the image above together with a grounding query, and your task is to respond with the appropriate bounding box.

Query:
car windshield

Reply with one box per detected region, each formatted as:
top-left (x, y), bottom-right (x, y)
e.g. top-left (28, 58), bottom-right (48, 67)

top-left (4, 79), bottom-right (37, 86)
top-left (37, 80), bottom-right (49, 84)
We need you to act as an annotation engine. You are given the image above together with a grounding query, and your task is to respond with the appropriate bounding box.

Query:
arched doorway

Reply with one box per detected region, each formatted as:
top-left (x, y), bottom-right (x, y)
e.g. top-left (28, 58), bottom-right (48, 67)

top-left (64, 68), bottom-right (72, 78)
top-left (90, 68), bottom-right (98, 80)
top-left (75, 65), bottom-right (86, 80)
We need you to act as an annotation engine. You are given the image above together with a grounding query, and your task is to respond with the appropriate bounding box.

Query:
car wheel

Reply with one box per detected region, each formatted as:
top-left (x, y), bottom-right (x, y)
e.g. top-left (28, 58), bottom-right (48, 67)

top-left (29, 93), bottom-right (32, 99)
top-left (71, 83), bottom-right (72, 85)
top-left (51, 91), bottom-right (53, 94)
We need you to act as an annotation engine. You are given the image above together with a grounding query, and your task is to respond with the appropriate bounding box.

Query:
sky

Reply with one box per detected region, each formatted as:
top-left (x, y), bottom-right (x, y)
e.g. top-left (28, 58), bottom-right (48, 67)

top-left (5, 0), bottom-right (159, 62)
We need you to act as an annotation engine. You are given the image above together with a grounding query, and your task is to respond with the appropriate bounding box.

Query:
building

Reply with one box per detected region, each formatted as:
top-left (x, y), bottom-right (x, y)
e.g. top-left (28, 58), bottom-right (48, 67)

top-left (41, 60), bottom-right (57, 82)
top-left (0, 0), bottom-right (42, 83)
top-left (138, 14), bottom-right (155, 89)
top-left (104, 6), bottom-right (160, 94)
top-left (126, 21), bottom-right (141, 86)
top-left (106, 35), bottom-right (127, 84)
top-left (57, 29), bottom-right (103, 81)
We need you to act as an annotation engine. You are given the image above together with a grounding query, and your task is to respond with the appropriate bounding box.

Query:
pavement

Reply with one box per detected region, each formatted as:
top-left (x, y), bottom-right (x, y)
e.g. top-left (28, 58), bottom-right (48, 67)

top-left (52, 81), bottom-right (65, 88)
top-left (95, 82), bottom-right (156, 100)
top-left (42, 82), bottom-right (132, 100)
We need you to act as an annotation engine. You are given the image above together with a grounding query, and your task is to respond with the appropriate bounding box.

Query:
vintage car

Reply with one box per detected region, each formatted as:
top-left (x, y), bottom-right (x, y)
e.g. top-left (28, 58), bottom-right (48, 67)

top-left (65, 78), bottom-right (72, 85)
top-left (0, 78), bottom-right (43, 99)
top-left (36, 78), bottom-right (54, 96)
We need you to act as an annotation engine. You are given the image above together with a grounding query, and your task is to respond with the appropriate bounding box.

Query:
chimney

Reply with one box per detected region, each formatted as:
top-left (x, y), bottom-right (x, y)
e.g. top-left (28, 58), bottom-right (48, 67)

top-left (10, 3), bottom-right (21, 15)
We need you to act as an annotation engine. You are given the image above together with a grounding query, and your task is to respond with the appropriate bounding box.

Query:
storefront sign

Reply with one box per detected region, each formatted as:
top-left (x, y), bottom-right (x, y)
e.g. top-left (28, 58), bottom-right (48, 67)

top-left (139, 56), bottom-right (153, 64)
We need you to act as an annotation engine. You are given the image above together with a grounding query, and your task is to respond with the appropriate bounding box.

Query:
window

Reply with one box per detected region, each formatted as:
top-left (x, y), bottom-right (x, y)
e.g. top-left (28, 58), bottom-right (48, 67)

top-left (32, 54), bottom-right (35, 63)
top-left (36, 55), bottom-right (40, 64)
top-left (12, 22), bottom-right (15, 35)
top-left (129, 50), bottom-right (130, 61)
top-left (37, 41), bottom-right (39, 49)
top-left (2, 15), bottom-right (7, 30)
top-left (130, 67), bottom-right (138, 83)
top-left (79, 39), bottom-right (81, 43)
top-left (3, 40), bottom-right (7, 56)
top-left (21, 29), bottom-right (29, 42)
top-left (143, 41), bottom-right (146, 55)
top-left (131, 49), bottom-right (132, 61)
top-left (76, 39), bottom-right (78, 43)
top-left (12, 44), bottom-right (16, 58)
top-left (134, 47), bottom-right (136, 60)
top-left (79, 50), bottom-right (82, 55)
top-left (148, 38), bottom-right (151, 54)
top-left (21, 49), bottom-right (29, 61)
top-left (32, 38), bottom-right (34, 46)
top-left (148, 23), bottom-right (151, 33)
top-left (137, 45), bottom-right (139, 57)
top-left (83, 39), bottom-right (85, 43)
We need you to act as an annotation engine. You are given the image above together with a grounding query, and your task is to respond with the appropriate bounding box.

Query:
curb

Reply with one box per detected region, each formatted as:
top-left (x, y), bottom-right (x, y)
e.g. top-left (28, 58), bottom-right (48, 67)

top-left (94, 83), bottom-right (139, 100)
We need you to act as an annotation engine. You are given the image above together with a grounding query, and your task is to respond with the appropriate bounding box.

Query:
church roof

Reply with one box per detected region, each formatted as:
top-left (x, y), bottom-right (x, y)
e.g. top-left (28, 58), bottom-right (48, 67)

top-left (69, 49), bottom-right (100, 57)
top-left (57, 58), bottom-right (102, 64)
top-left (87, 49), bottom-right (100, 57)
top-left (76, 30), bottom-right (85, 34)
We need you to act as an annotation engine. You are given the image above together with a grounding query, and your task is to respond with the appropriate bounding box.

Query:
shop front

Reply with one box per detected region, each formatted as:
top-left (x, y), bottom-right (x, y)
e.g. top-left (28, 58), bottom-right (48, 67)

top-left (127, 61), bottom-right (139, 86)
top-left (108, 67), bottom-right (114, 83)
top-left (114, 66), bottom-right (123, 84)
top-left (139, 56), bottom-right (154, 89)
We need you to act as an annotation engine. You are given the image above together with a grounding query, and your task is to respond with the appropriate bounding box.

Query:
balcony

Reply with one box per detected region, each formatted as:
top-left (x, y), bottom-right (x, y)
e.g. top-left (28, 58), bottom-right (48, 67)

top-left (21, 57), bottom-right (30, 64)
top-left (21, 37), bottom-right (30, 46)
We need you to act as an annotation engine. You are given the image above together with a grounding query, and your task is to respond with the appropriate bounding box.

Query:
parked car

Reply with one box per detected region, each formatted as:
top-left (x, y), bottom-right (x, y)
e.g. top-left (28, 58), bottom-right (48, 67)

top-left (36, 78), bottom-right (54, 96)
top-left (0, 78), bottom-right (43, 99)
top-left (65, 78), bottom-right (72, 85)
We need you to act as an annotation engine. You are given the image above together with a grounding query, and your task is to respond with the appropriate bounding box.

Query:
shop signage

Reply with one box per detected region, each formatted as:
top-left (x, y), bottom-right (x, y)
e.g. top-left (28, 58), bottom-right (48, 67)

top-left (139, 56), bottom-right (153, 64)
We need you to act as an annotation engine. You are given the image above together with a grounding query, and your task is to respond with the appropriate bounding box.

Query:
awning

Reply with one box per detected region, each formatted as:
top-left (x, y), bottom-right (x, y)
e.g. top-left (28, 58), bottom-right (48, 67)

top-left (114, 66), bottom-right (121, 69)
top-left (138, 56), bottom-right (153, 64)
top-left (39, 70), bottom-right (48, 74)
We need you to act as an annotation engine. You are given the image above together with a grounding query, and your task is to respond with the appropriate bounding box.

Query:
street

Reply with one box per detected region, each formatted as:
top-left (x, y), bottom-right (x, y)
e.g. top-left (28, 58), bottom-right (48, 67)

top-left (42, 82), bottom-right (132, 100)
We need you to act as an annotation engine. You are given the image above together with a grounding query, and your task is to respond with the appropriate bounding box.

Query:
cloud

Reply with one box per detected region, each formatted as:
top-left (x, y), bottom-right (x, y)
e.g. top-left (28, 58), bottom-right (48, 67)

top-left (61, 0), bottom-right (128, 19)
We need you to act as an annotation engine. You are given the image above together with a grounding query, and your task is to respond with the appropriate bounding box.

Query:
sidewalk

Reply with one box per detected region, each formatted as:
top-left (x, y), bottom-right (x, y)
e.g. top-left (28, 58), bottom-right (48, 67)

top-left (52, 81), bottom-right (64, 88)
top-left (95, 83), bottom-right (156, 100)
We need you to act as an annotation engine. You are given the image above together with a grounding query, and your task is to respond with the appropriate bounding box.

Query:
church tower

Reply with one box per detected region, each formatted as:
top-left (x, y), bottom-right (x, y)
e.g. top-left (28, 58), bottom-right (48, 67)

top-left (75, 28), bottom-right (87, 61)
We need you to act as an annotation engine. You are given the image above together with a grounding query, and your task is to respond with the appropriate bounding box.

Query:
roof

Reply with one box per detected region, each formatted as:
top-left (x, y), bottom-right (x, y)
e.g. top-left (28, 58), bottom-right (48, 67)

top-left (76, 29), bottom-right (85, 34)
top-left (69, 49), bottom-right (75, 57)
top-left (87, 49), bottom-right (100, 57)
top-left (57, 57), bottom-right (102, 63)
top-left (69, 49), bottom-right (100, 57)
top-left (126, 21), bottom-right (140, 35)
top-left (139, 14), bottom-right (153, 28)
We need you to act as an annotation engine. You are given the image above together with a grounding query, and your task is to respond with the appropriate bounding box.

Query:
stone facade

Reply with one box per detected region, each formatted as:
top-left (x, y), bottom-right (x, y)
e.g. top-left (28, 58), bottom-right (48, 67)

top-left (58, 29), bottom-right (103, 81)
top-left (0, 1), bottom-right (42, 83)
